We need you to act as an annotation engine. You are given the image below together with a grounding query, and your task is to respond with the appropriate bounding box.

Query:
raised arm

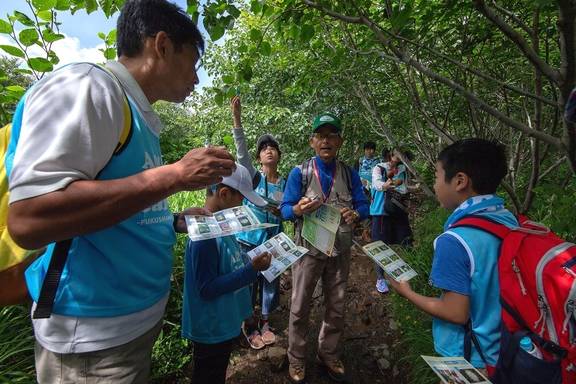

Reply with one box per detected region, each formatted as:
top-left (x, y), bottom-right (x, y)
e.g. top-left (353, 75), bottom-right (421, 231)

top-left (230, 96), bottom-right (257, 179)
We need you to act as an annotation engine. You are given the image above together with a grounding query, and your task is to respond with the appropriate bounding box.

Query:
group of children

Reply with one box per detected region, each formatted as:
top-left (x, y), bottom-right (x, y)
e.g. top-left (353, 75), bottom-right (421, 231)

top-left (180, 96), bottom-right (518, 384)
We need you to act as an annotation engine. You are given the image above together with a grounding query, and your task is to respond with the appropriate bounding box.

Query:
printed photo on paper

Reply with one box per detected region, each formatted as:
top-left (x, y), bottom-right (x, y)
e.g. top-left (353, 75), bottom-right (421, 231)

top-left (421, 356), bottom-right (491, 384)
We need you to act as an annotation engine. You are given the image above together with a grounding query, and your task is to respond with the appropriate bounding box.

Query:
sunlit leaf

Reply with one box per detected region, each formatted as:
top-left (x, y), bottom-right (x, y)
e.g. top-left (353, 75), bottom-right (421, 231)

top-left (28, 57), bottom-right (53, 72)
top-left (0, 45), bottom-right (25, 58)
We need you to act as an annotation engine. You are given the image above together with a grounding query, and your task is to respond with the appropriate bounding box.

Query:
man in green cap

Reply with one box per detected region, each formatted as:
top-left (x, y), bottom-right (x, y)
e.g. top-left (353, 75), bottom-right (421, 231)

top-left (281, 113), bottom-right (369, 383)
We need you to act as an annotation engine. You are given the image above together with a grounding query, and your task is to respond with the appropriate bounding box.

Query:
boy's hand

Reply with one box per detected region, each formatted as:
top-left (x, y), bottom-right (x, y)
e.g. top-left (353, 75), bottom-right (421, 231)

top-left (341, 207), bottom-right (360, 225)
top-left (386, 277), bottom-right (413, 298)
top-left (293, 196), bottom-right (322, 216)
top-left (266, 206), bottom-right (281, 217)
top-left (383, 179), bottom-right (394, 190)
top-left (231, 96), bottom-right (242, 128)
top-left (174, 207), bottom-right (212, 233)
top-left (252, 251), bottom-right (272, 271)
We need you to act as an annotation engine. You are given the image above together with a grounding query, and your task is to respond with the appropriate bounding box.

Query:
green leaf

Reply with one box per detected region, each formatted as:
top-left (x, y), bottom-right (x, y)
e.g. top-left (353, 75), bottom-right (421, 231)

top-left (48, 49), bottom-right (59, 64)
top-left (104, 47), bottom-right (116, 60)
top-left (5, 85), bottom-right (26, 93)
top-left (250, 0), bottom-right (262, 14)
top-left (249, 28), bottom-right (262, 42)
top-left (28, 57), bottom-right (53, 72)
top-left (300, 24), bottom-right (314, 41)
top-left (37, 10), bottom-right (53, 21)
top-left (260, 41), bottom-right (272, 56)
top-left (222, 135), bottom-right (234, 146)
top-left (0, 19), bottom-right (13, 34)
top-left (97, 32), bottom-right (106, 40)
top-left (19, 29), bottom-right (39, 46)
top-left (227, 5), bottom-right (240, 18)
top-left (208, 23), bottom-right (225, 41)
top-left (55, 0), bottom-right (71, 10)
top-left (214, 91), bottom-right (224, 106)
top-left (14, 11), bottom-right (35, 27)
top-left (187, 4), bottom-right (198, 14)
top-left (222, 75), bottom-right (234, 84)
top-left (85, 0), bottom-right (97, 14)
top-left (240, 66), bottom-right (253, 82)
top-left (0, 45), bottom-right (25, 58)
top-left (32, 0), bottom-right (57, 11)
top-left (106, 29), bottom-right (116, 45)
top-left (42, 28), bottom-right (64, 43)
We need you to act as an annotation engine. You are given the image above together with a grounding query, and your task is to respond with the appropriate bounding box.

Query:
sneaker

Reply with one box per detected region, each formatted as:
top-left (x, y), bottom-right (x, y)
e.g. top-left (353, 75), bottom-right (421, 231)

top-left (376, 279), bottom-right (389, 294)
top-left (316, 355), bottom-right (346, 382)
top-left (288, 361), bottom-right (306, 383)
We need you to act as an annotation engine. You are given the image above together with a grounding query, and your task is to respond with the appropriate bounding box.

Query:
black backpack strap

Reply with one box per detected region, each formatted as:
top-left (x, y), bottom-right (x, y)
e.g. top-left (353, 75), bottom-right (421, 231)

top-left (464, 320), bottom-right (490, 366)
top-left (32, 239), bottom-right (72, 319)
top-left (300, 159), bottom-right (312, 197)
top-left (500, 297), bottom-right (567, 359)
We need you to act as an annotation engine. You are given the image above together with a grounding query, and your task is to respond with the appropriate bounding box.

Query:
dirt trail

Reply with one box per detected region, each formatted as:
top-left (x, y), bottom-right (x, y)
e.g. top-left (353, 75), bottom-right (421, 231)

top-left (224, 245), bottom-right (409, 384)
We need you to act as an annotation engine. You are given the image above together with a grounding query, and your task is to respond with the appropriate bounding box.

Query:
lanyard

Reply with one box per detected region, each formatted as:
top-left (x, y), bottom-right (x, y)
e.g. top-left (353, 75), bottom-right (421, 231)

top-left (312, 158), bottom-right (336, 203)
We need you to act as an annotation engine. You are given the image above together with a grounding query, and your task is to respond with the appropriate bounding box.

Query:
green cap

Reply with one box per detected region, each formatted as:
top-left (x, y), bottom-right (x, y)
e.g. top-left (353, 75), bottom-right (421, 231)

top-left (312, 112), bottom-right (342, 132)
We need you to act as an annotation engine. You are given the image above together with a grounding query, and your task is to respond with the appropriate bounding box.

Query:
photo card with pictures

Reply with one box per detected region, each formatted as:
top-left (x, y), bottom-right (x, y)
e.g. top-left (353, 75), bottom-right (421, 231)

top-left (421, 356), bottom-right (491, 384)
top-left (247, 232), bottom-right (309, 283)
top-left (186, 206), bottom-right (277, 241)
top-left (354, 240), bottom-right (417, 282)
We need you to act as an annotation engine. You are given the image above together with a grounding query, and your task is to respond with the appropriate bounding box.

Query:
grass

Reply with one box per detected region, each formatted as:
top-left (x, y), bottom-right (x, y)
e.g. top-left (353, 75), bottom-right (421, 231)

top-left (0, 305), bottom-right (35, 382)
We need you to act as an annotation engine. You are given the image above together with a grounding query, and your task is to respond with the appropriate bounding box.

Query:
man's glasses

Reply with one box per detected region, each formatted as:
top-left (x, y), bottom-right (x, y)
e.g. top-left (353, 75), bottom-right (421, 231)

top-left (312, 132), bottom-right (340, 140)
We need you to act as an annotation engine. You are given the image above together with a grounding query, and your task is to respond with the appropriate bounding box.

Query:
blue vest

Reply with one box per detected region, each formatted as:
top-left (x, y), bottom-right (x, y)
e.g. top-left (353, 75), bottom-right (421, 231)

top-left (236, 172), bottom-right (285, 246)
top-left (358, 156), bottom-right (380, 182)
top-left (432, 211), bottom-right (518, 367)
top-left (19, 97), bottom-right (176, 317)
top-left (182, 236), bottom-right (252, 344)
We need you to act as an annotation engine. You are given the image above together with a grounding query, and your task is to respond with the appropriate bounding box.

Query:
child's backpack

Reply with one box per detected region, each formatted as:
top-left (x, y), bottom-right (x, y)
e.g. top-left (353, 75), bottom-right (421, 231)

top-left (453, 215), bottom-right (576, 384)
top-left (0, 63), bottom-right (132, 315)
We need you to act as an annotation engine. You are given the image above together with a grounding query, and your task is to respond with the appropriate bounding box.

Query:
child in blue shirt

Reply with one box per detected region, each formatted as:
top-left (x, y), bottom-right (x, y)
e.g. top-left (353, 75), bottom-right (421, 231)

top-left (388, 139), bottom-right (518, 377)
top-left (182, 164), bottom-right (272, 384)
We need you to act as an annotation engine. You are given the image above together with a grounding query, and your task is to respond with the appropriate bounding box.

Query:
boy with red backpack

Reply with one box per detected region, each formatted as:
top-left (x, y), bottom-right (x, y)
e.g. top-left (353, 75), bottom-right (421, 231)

top-left (388, 139), bottom-right (519, 378)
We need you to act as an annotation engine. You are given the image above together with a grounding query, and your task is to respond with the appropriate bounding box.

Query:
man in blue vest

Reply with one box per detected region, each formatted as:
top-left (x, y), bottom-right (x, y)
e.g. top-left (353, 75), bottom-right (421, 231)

top-left (6, 0), bottom-right (235, 382)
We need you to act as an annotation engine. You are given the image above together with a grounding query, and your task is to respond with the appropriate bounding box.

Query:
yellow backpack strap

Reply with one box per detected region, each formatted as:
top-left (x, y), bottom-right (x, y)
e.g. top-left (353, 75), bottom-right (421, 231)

top-left (93, 64), bottom-right (132, 155)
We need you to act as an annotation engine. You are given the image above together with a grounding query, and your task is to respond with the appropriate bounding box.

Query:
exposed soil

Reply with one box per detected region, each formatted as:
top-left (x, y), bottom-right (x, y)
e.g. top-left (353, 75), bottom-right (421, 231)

top-left (221, 244), bottom-right (410, 384)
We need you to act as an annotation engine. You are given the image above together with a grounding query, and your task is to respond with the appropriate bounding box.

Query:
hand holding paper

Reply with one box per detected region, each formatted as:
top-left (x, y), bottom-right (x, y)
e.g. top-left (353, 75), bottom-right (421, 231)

top-left (251, 251), bottom-right (272, 271)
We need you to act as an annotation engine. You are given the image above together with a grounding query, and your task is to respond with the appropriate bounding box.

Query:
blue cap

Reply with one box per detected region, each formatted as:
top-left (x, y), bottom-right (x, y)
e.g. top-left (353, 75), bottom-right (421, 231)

top-left (519, 336), bottom-right (532, 351)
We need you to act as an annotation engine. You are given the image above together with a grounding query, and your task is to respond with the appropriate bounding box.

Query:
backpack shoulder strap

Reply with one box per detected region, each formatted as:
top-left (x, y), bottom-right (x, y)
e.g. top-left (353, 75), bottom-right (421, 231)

top-left (299, 158), bottom-right (312, 197)
top-left (451, 215), bottom-right (511, 240)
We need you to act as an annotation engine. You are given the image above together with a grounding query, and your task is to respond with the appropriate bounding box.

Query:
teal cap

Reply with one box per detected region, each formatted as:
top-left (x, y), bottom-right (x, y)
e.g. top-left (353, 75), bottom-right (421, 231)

top-left (312, 112), bottom-right (342, 132)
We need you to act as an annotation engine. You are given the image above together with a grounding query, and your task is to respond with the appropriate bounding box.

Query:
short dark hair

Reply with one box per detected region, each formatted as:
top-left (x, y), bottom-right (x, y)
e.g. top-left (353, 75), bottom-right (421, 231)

top-left (364, 141), bottom-right (376, 150)
top-left (117, 0), bottom-right (205, 58)
top-left (437, 139), bottom-right (507, 195)
top-left (381, 148), bottom-right (391, 160)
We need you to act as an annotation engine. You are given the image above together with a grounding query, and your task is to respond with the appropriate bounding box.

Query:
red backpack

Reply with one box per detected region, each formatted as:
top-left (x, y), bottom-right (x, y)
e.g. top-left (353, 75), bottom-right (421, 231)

top-left (453, 215), bottom-right (576, 384)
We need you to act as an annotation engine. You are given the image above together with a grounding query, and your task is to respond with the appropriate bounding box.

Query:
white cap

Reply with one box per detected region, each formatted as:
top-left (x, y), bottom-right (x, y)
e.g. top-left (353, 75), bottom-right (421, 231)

top-left (221, 163), bottom-right (267, 207)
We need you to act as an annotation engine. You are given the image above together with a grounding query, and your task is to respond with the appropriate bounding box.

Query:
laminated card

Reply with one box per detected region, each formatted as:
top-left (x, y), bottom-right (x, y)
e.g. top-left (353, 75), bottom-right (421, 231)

top-left (302, 204), bottom-right (341, 256)
top-left (355, 240), bottom-right (417, 282)
top-left (186, 206), bottom-right (277, 241)
top-left (421, 356), bottom-right (491, 384)
top-left (247, 232), bottom-right (308, 283)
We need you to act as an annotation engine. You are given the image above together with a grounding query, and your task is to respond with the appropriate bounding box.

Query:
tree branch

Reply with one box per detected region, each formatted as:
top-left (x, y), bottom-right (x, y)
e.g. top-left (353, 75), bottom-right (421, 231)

top-left (473, 0), bottom-right (561, 84)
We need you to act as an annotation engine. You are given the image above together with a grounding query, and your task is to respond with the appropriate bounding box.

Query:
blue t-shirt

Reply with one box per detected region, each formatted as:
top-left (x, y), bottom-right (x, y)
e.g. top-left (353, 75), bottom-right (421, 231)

top-left (182, 236), bottom-right (256, 344)
top-left (430, 234), bottom-right (471, 295)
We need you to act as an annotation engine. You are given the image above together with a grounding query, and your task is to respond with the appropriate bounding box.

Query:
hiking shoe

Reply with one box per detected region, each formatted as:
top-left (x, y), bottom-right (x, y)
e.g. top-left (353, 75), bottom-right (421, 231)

top-left (316, 355), bottom-right (346, 382)
top-left (376, 278), bottom-right (389, 294)
top-left (288, 361), bottom-right (306, 383)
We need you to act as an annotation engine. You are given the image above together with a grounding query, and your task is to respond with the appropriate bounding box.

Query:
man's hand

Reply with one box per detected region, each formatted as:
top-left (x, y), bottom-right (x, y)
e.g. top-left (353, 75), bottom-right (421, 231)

top-left (252, 251), bottom-right (272, 271)
top-left (266, 206), bottom-right (282, 217)
top-left (341, 207), bottom-right (359, 225)
top-left (383, 179), bottom-right (394, 190)
top-left (174, 207), bottom-right (212, 233)
top-left (386, 277), bottom-right (413, 298)
top-left (173, 146), bottom-right (235, 191)
top-left (292, 196), bottom-right (322, 217)
top-left (231, 96), bottom-right (242, 128)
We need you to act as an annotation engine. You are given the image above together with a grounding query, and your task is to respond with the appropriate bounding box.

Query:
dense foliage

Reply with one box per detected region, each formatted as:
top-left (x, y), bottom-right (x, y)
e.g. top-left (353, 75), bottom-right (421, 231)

top-left (0, 1), bottom-right (574, 382)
